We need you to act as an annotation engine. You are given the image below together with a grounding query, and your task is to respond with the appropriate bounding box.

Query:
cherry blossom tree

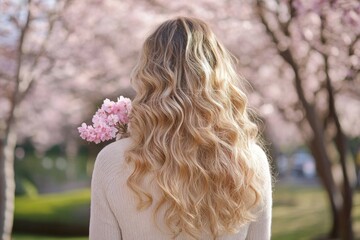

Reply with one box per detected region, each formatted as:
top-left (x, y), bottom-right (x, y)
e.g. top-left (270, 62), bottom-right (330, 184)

top-left (0, 0), bottom-right (136, 238)
top-left (0, 0), bottom-right (47, 237)
top-left (252, 1), bottom-right (359, 239)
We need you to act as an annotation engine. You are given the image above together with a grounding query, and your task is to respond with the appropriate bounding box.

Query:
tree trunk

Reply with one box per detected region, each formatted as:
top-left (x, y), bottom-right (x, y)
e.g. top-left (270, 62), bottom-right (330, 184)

top-left (255, 1), bottom-right (354, 238)
top-left (309, 139), bottom-right (341, 239)
top-left (0, 124), bottom-right (17, 240)
top-left (336, 131), bottom-right (353, 240)
top-left (0, 1), bottom-right (31, 237)
top-left (320, 13), bottom-right (354, 238)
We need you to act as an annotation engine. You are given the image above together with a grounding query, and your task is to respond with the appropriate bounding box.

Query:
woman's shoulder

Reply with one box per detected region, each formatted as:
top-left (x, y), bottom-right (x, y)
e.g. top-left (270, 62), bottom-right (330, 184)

top-left (96, 137), bottom-right (133, 163)
top-left (249, 142), bottom-right (273, 186)
top-left (249, 142), bottom-right (273, 215)
top-left (249, 142), bottom-right (270, 169)
top-left (92, 137), bottom-right (133, 186)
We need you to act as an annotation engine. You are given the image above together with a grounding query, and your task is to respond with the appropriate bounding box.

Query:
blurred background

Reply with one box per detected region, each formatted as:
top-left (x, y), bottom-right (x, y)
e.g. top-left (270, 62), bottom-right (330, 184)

top-left (0, 0), bottom-right (359, 239)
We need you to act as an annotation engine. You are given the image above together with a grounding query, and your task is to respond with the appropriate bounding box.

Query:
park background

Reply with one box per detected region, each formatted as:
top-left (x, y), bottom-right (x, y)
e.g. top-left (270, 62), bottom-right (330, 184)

top-left (1, 0), bottom-right (360, 239)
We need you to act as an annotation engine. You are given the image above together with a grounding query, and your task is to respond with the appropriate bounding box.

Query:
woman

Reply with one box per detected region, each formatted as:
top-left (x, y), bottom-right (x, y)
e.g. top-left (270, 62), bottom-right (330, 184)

top-left (89, 17), bottom-right (272, 240)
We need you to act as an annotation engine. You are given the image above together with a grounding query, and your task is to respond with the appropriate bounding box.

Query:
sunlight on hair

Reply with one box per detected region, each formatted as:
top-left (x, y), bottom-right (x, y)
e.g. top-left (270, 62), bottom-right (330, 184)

top-left (125, 16), bottom-right (265, 240)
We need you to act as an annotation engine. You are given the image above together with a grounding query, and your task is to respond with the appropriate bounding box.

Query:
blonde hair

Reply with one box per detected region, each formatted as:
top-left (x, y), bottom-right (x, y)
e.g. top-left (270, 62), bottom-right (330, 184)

top-left (125, 16), bottom-right (263, 239)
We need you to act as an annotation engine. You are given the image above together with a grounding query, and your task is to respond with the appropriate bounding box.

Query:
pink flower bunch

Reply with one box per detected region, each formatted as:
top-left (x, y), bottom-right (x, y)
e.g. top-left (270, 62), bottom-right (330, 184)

top-left (78, 96), bottom-right (132, 144)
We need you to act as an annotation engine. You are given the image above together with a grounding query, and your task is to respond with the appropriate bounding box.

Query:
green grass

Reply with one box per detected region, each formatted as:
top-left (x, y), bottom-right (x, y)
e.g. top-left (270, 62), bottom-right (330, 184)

top-left (272, 185), bottom-right (330, 240)
top-left (12, 185), bottom-right (360, 240)
top-left (272, 184), bottom-right (360, 240)
top-left (14, 189), bottom-right (90, 224)
top-left (13, 235), bottom-right (87, 240)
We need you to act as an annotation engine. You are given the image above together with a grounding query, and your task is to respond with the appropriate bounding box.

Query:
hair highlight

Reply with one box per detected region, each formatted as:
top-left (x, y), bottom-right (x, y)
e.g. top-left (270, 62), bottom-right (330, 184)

top-left (125, 16), bottom-right (264, 239)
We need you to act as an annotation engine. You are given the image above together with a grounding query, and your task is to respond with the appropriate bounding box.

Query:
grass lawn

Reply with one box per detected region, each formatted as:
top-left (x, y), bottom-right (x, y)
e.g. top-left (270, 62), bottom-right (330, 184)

top-left (13, 189), bottom-right (90, 237)
top-left (272, 184), bottom-right (360, 239)
top-left (14, 189), bottom-right (90, 224)
top-left (13, 236), bottom-right (87, 240)
top-left (12, 185), bottom-right (360, 240)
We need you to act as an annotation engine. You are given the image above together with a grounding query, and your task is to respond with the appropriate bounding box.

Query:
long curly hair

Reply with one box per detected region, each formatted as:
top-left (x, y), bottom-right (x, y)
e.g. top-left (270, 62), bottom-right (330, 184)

top-left (124, 16), bottom-right (264, 239)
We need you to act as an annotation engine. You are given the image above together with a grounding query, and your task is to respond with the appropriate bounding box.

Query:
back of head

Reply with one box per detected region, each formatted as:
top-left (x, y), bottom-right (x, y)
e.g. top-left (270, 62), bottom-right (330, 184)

top-left (125, 16), bottom-right (263, 239)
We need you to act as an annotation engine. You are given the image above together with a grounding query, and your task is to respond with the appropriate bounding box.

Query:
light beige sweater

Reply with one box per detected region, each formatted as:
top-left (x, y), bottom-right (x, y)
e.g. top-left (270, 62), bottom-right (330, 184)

top-left (89, 137), bottom-right (272, 240)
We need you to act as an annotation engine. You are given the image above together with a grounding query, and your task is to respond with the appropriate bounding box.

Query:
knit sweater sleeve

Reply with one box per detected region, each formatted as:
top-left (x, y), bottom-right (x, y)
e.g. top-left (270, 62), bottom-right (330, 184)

top-left (246, 144), bottom-right (273, 240)
top-left (89, 144), bottom-right (123, 240)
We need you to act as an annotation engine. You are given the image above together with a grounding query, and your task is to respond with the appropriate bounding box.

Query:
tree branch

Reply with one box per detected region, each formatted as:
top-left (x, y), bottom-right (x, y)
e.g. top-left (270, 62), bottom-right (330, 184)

top-left (255, 4), bottom-right (344, 234)
top-left (5, 0), bottom-right (32, 137)
top-left (319, 14), bottom-right (353, 239)
top-left (18, 0), bottom-right (72, 102)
